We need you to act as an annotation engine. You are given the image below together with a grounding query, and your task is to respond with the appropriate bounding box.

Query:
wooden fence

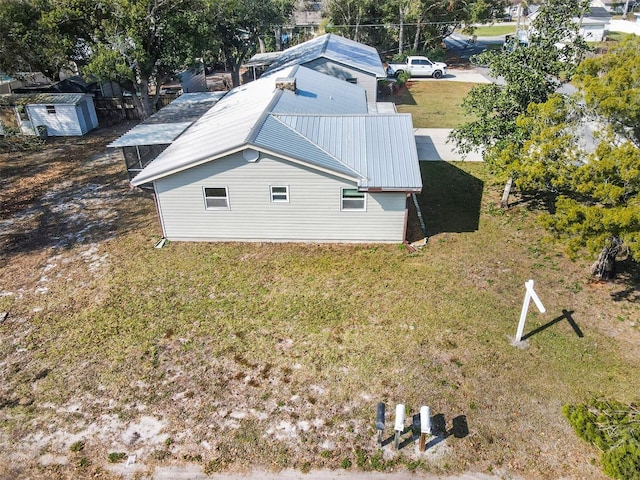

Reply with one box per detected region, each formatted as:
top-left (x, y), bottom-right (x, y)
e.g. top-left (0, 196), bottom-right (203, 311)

top-left (94, 94), bottom-right (180, 126)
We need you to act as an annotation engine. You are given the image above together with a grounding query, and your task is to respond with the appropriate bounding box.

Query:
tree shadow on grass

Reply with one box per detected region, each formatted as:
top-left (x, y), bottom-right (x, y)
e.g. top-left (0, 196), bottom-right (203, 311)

top-left (414, 161), bottom-right (484, 237)
top-left (0, 133), bottom-right (155, 269)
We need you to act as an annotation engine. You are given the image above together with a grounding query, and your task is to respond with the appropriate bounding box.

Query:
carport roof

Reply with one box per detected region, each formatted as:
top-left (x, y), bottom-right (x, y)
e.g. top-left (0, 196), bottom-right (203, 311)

top-left (107, 123), bottom-right (193, 147)
top-left (107, 92), bottom-right (227, 148)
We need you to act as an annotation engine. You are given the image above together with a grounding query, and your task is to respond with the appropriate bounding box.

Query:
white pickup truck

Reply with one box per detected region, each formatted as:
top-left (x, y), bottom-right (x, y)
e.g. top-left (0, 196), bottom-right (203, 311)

top-left (386, 56), bottom-right (448, 79)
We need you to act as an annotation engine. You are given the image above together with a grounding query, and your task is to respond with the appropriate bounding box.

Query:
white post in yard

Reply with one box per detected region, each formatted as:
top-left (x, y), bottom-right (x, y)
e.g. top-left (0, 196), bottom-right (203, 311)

top-left (419, 406), bottom-right (431, 451)
top-left (515, 279), bottom-right (546, 342)
top-left (394, 404), bottom-right (405, 450)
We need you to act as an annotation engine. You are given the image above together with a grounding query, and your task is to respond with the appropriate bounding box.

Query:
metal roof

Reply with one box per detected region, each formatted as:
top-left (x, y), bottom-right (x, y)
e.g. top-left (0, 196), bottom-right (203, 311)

top-left (264, 33), bottom-right (387, 78)
top-left (274, 114), bottom-right (422, 191)
top-left (131, 65), bottom-right (421, 192)
top-left (144, 92), bottom-right (226, 124)
top-left (107, 123), bottom-right (193, 147)
top-left (0, 93), bottom-right (87, 106)
top-left (244, 52), bottom-right (283, 68)
top-left (107, 92), bottom-right (226, 148)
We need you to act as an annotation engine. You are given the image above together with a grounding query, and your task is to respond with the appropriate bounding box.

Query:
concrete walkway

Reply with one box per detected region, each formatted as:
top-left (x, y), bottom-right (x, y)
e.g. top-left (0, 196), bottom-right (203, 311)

top-left (408, 68), bottom-right (492, 84)
top-left (414, 128), bottom-right (483, 162)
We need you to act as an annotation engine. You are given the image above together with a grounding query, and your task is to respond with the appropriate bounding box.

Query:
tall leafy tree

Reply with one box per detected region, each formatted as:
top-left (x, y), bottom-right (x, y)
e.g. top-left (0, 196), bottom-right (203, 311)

top-left (202, 0), bottom-right (295, 87)
top-left (80, 0), bottom-right (204, 118)
top-left (449, 0), bottom-right (591, 206)
top-left (487, 37), bottom-right (640, 278)
top-left (0, 0), bottom-right (89, 81)
top-left (544, 36), bottom-right (640, 278)
top-left (323, 0), bottom-right (508, 55)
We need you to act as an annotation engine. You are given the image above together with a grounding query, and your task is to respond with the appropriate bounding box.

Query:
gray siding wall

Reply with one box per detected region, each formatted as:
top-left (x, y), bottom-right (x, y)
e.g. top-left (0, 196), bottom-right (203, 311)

top-left (303, 58), bottom-right (378, 102)
top-left (27, 104), bottom-right (82, 136)
top-left (155, 152), bottom-right (408, 243)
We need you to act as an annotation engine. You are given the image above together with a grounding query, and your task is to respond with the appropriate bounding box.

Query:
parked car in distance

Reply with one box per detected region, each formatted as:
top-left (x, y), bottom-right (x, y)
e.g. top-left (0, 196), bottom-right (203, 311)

top-left (386, 56), bottom-right (448, 79)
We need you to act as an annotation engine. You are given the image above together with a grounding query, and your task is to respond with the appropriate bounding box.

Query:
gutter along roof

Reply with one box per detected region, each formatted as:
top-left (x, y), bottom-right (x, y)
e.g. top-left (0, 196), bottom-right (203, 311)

top-left (131, 65), bottom-right (421, 192)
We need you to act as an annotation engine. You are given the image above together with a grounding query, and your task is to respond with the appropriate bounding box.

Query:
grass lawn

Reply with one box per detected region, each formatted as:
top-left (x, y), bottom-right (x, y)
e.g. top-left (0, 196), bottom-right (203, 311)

top-left (394, 81), bottom-right (476, 128)
top-left (1, 126), bottom-right (639, 478)
top-left (472, 25), bottom-right (516, 37)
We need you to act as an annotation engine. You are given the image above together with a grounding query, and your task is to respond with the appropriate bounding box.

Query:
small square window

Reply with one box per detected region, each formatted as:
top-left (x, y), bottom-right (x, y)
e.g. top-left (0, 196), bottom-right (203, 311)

top-left (270, 185), bottom-right (289, 202)
top-left (341, 188), bottom-right (365, 211)
top-left (46, 105), bottom-right (56, 115)
top-left (204, 187), bottom-right (229, 209)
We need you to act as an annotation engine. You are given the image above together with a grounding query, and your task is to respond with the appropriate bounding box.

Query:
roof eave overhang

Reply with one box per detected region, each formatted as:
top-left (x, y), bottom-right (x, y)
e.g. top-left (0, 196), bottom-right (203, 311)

top-left (360, 186), bottom-right (422, 193)
top-left (319, 55), bottom-right (386, 78)
top-left (131, 143), bottom-right (364, 187)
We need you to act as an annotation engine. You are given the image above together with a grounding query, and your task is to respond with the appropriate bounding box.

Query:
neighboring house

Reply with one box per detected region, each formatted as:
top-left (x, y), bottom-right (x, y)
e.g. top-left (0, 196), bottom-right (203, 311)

top-left (590, 0), bottom-right (631, 14)
top-left (0, 74), bottom-right (22, 95)
top-left (263, 33), bottom-right (387, 102)
top-left (528, 7), bottom-right (612, 42)
top-left (13, 75), bottom-right (124, 98)
top-left (179, 65), bottom-right (207, 93)
top-left (292, 0), bottom-right (323, 35)
top-left (0, 93), bottom-right (98, 136)
top-left (130, 65), bottom-right (422, 244)
top-left (108, 92), bottom-right (226, 181)
top-left (581, 7), bottom-right (613, 41)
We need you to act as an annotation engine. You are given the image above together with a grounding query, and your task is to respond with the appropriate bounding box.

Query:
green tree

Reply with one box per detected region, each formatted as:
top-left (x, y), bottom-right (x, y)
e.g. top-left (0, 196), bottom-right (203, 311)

top-left (80, 0), bottom-right (204, 118)
top-left (482, 37), bottom-right (640, 278)
top-left (202, 0), bottom-right (295, 87)
top-left (323, 0), bottom-right (508, 56)
top-left (0, 0), bottom-right (90, 81)
top-left (543, 37), bottom-right (640, 278)
top-left (449, 0), bottom-right (590, 206)
top-left (563, 399), bottom-right (640, 480)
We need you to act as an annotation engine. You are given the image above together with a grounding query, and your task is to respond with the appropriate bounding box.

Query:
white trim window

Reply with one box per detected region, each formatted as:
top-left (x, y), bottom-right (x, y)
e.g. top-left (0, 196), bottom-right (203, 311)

top-left (46, 105), bottom-right (56, 115)
top-left (341, 188), bottom-right (366, 211)
top-left (203, 187), bottom-right (229, 210)
top-left (270, 185), bottom-right (289, 203)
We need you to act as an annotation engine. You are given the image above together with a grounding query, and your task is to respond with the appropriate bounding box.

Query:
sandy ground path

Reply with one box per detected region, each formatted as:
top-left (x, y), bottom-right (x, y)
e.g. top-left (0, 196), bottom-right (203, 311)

top-left (109, 464), bottom-right (506, 480)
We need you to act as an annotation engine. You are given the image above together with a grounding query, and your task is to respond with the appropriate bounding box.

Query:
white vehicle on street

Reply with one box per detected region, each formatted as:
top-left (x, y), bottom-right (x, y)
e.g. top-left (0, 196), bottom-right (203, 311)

top-left (386, 56), bottom-right (448, 79)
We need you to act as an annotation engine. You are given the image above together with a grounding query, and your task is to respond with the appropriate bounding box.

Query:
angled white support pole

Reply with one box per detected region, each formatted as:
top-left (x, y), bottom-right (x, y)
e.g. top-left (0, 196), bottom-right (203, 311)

top-left (515, 279), bottom-right (546, 342)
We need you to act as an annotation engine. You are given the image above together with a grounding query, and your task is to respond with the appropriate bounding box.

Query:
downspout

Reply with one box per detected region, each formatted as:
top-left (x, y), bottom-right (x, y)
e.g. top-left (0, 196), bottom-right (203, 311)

top-left (151, 183), bottom-right (167, 240)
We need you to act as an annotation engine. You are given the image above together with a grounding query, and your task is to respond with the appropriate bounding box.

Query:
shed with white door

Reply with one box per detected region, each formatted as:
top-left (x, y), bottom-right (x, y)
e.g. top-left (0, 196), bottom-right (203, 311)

top-left (0, 93), bottom-right (98, 136)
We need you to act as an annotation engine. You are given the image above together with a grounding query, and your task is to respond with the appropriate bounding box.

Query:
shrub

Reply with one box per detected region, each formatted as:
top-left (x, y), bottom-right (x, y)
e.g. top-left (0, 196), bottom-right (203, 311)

top-left (563, 398), bottom-right (640, 479)
top-left (69, 440), bottom-right (85, 452)
top-left (107, 452), bottom-right (127, 463)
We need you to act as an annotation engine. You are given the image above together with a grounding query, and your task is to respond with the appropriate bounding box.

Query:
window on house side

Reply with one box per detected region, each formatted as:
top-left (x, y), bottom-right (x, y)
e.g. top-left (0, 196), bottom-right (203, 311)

top-left (46, 105), bottom-right (56, 115)
top-left (204, 187), bottom-right (229, 209)
top-left (341, 188), bottom-right (365, 211)
top-left (346, 78), bottom-right (358, 84)
top-left (270, 186), bottom-right (289, 202)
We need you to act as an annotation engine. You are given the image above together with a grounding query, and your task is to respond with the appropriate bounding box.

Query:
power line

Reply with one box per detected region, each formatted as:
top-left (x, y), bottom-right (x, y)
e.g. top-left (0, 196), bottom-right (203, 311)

top-left (319, 21), bottom-right (465, 28)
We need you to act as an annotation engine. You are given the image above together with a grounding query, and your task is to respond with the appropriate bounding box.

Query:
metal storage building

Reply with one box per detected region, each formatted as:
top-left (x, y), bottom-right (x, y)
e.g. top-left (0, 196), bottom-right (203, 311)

top-left (0, 93), bottom-right (98, 136)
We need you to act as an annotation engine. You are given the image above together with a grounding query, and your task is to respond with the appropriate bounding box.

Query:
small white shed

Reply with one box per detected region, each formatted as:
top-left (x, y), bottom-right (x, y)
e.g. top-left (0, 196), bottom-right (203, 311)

top-left (0, 93), bottom-right (98, 136)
